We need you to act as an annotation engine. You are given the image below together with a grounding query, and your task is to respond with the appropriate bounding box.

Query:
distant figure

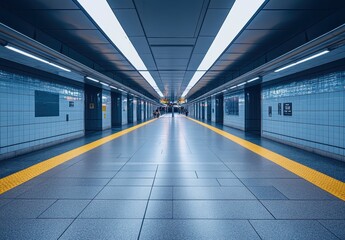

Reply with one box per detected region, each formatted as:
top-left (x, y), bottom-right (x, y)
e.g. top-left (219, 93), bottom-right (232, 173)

top-left (185, 110), bottom-right (188, 116)
top-left (155, 109), bottom-right (160, 118)
top-left (153, 110), bottom-right (156, 118)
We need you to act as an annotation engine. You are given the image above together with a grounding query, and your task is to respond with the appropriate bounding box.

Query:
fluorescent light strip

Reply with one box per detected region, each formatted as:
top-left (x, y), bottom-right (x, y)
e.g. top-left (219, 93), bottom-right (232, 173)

top-left (246, 77), bottom-right (259, 83)
top-left (230, 86), bottom-right (236, 89)
top-left (77, 0), bottom-right (163, 97)
top-left (182, 0), bottom-right (265, 98)
top-left (5, 45), bottom-right (71, 72)
top-left (86, 76), bottom-right (99, 83)
top-left (237, 82), bottom-right (246, 87)
top-left (110, 86), bottom-right (117, 89)
top-left (274, 50), bottom-right (330, 73)
top-left (100, 82), bottom-right (109, 86)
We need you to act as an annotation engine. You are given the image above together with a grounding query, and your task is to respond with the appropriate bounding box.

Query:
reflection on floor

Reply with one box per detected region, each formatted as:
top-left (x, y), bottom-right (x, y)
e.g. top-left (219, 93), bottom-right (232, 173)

top-left (0, 114), bottom-right (344, 239)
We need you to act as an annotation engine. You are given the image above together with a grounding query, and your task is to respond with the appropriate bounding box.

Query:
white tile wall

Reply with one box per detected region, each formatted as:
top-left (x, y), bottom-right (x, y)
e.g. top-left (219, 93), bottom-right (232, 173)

top-left (262, 70), bottom-right (345, 160)
top-left (0, 69), bottom-right (84, 158)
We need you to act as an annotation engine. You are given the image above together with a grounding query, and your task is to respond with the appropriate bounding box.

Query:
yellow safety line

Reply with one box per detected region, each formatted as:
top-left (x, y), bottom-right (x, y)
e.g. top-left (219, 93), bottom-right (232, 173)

top-left (0, 119), bottom-right (156, 195)
top-left (187, 117), bottom-right (345, 201)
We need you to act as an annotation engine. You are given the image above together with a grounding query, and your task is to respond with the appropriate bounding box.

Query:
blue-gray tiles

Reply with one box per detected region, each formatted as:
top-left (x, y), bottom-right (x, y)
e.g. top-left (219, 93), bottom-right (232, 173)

top-left (95, 186), bottom-right (151, 199)
top-left (140, 220), bottom-right (261, 240)
top-left (79, 200), bottom-right (147, 218)
top-left (0, 219), bottom-right (73, 240)
top-left (173, 200), bottom-right (274, 219)
top-left (250, 220), bottom-right (339, 240)
top-left (17, 186), bottom-right (103, 199)
top-left (173, 187), bottom-right (256, 200)
top-left (59, 219), bottom-right (141, 240)
top-left (248, 186), bottom-right (288, 200)
top-left (0, 199), bottom-right (55, 218)
top-left (262, 69), bottom-right (345, 160)
top-left (319, 220), bottom-right (345, 240)
top-left (146, 200), bottom-right (173, 219)
top-left (39, 200), bottom-right (90, 218)
top-left (108, 178), bottom-right (154, 186)
top-left (0, 69), bottom-right (84, 158)
top-left (262, 200), bottom-right (345, 219)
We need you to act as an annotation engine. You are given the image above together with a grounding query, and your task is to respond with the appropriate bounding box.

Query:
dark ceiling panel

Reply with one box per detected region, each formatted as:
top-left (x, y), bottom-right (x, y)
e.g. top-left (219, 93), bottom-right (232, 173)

top-left (130, 37), bottom-right (152, 55)
top-left (113, 9), bottom-right (145, 37)
top-left (134, 0), bottom-right (204, 37)
top-left (199, 9), bottom-right (229, 36)
top-left (193, 37), bottom-right (214, 54)
top-left (151, 46), bottom-right (193, 59)
top-left (148, 38), bottom-right (196, 45)
top-left (156, 58), bottom-right (189, 70)
top-left (209, 0), bottom-right (235, 9)
top-left (29, 10), bottom-right (96, 30)
top-left (75, 44), bottom-right (119, 55)
top-left (247, 9), bottom-right (334, 30)
top-left (1, 0), bottom-right (78, 9)
top-left (107, 0), bottom-right (135, 9)
top-left (264, 0), bottom-right (345, 10)
top-left (234, 29), bottom-right (286, 44)
top-left (47, 29), bottom-right (109, 44)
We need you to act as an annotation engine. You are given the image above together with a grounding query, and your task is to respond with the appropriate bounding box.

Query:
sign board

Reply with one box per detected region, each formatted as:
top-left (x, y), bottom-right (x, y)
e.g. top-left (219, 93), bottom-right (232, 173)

top-left (283, 103), bottom-right (292, 116)
top-left (102, 104), bottom-right (107, 112)
top-left (69, 101), bottom-right (74, 107)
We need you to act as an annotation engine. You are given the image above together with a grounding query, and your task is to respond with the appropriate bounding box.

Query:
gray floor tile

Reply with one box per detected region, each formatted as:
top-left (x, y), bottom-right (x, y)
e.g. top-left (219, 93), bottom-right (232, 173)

top-left (140, 219), bottom-right (260, 240)
top-left (150, 187), bottom-right (173, 200)
top-left (156, 171), bottom-right (197, 178)
top-left (115, 171), bottom-right (155, 178)
top-left (41, 178), bottom-right (110, 186)
top-left (233, 170), bottom-right (299, 179)
top-left (55, 170), bottom-right (117, 178)
top-left (250, 220), bottom-right (339, 240)
top-left (319, 220), bottom-right (345, 240)
top-left (217, 178), bottom-right (245, 186)
top-left (173, 187), bottom-right (256, 200)
top-left (146, 200), bottom-right (172, 219)
top-left (173, 200), bottom-right (273, 219)
top-left (79, 200), bottom-right (146, 218)
top-left (248, 186), bottom-right (288, 200)
top-left (0, 199), bottom-right (55, 218)
top-left (0, 199), bottom-right (11, 208)
top-left (196, 171), bottom-right (236, 178)
top-left (39, 200), bottom-right (90, 218)
top-left (108, 178), bottom-right (154, 186)
top-left (96, 186), bottom-right (151, 199)
top-left (60, 219), bottom-right (141, 240)
top-left (158, 164), bottom-right (228, 171)
top-left (121, 164), bottom-right (158, 171)
top-left (262, 200), bottom-right (345, 219)
top-left (17, 185), bottom-right (103, 199)
top-left (0, 219), bottom-right (73, 240)
top-left (154, 179), bottom-right (220, 186)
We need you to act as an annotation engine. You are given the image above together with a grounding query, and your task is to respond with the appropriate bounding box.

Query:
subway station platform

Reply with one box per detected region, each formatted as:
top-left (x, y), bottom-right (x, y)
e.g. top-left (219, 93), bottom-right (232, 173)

top-left (0, 114), bottom-right (344, 239)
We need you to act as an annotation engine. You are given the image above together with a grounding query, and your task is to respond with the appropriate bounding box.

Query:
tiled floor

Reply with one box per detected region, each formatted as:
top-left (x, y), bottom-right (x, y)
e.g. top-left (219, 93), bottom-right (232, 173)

top-left (0, 114), bottom-right (344, 239)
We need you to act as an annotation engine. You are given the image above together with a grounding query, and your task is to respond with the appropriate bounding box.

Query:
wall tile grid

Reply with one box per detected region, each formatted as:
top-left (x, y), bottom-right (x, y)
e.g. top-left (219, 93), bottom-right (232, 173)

top-left (262, 70), bottom-right (345, 159)
top-left (102, 90), bottom-right (111, 130)
top-left (211, 96), bottom-right (216, 122)
top-left (223, 91), bottom-right (245, 130)
top-left (121, 94), bottom-right (128, 125)
top-left (0, 69), bottom-right (84, 156)
top-left (133, 98), bottom-right (137, 123)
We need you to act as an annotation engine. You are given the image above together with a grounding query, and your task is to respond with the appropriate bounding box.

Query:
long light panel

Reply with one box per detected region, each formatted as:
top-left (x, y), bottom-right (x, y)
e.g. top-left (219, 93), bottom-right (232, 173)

top-left (181, 0), bottom-right (265, 98)
top-left (76, 0), bottom-right (163, 97)
top-left (5, 45), bottom-right (71, 72)
top-left (274, 50), bottom-right (330, 72)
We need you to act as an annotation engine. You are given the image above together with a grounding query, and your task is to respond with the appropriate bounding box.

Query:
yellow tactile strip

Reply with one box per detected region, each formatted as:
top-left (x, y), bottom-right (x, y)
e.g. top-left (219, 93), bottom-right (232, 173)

top-left (0, 119), bottom-right (156, 195)
top-left (188, 117), bottom-right (345, 201)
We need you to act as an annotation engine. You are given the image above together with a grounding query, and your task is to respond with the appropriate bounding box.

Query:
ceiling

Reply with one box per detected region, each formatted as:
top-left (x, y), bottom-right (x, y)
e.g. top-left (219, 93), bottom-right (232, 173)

top-left (0, 0), bottom-right (345, 101)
